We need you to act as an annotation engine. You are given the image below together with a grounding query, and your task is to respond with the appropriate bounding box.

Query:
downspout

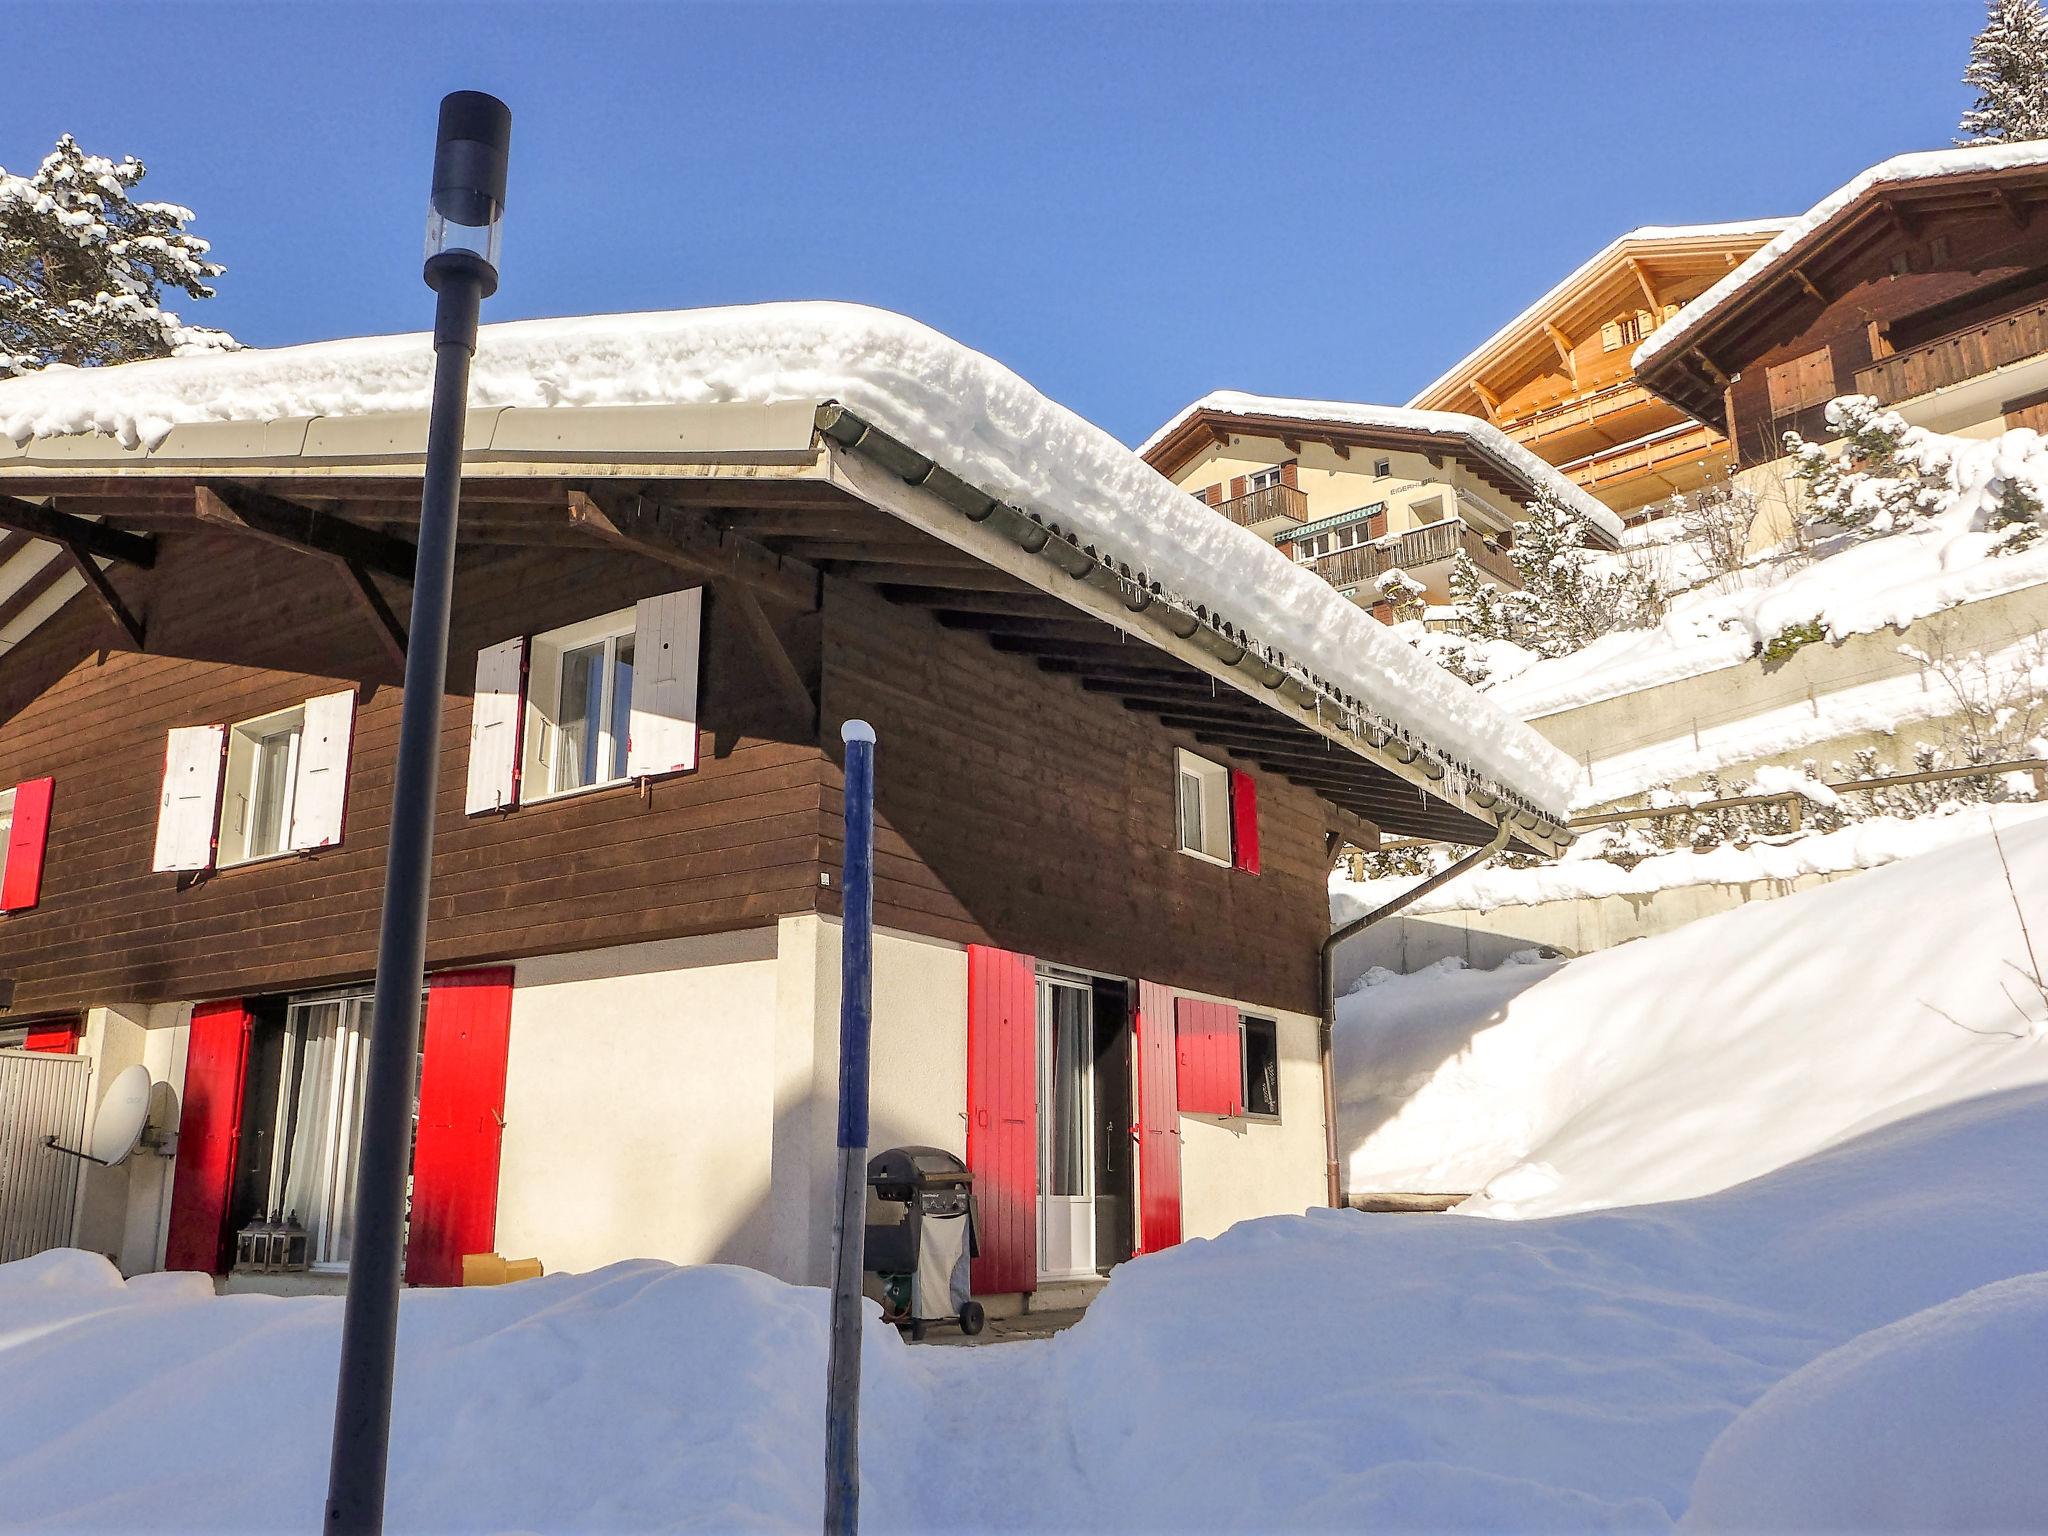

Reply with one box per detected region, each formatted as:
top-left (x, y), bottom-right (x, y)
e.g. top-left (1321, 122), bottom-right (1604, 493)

top-left (1316, 819), bottom-right (1513, 1209)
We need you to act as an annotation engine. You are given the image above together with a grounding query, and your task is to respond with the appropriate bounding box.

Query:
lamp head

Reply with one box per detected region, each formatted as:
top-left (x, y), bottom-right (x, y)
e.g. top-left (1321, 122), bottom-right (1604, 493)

top-left (424, 90), bottom-right (511, 295)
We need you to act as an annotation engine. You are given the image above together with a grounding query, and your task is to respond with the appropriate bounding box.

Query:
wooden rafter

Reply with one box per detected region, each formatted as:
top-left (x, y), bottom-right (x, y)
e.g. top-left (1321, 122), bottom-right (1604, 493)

top-left (1624, 255), bottom-right (1660, 312)
top-left (1325, 804), bottom-right (1382, 856)
top-left (195, 483), bottom-right (417, 581)
top-left (1788, 265), bottom-right (1827, 304)
top-left (1542, 320), bottom-right (1577, 381)
top-left (0, 495), bottom-right (157, 568)
top-left (567, 488), bottom-right (819, 611)
top-left (725, 582), bottom-right (817, 725)
top-left (59, 543), bottom-right (145, 650)
top-left (1467, 378), bottom-right (1503, 423)
top-left (0, 552), bottom-right (69, 633)
top-left (1996, 185), bottom-right (2032, 230)
top-left (335, 562), bottom-right (407, 671)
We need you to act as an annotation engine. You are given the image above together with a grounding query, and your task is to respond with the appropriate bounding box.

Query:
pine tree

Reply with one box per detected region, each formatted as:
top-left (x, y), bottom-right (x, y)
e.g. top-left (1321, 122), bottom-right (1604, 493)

top-left (0, 134), bottom-right (232, 377)
top-left (1785, 395), bottom-right (1948, 540)
top-left (1958, 0), bottom-right (2048, 145)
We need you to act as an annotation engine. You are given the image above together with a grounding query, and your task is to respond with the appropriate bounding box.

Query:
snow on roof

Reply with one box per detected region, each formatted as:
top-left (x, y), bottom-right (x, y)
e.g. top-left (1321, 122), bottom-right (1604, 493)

top-left (1408, 218), bottom-right (1796, 408)
top-left (1635, 142), bottom-right (2048, 373)
top-left (0, 301), bottom-right (1581, 815)
top-left (1139, 389), bottom-right (1625, 545)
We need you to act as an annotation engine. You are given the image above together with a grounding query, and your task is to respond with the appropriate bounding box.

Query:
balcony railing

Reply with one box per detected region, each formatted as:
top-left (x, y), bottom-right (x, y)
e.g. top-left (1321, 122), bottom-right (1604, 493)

top-left (1305, 519), bottom-right (1520, 592)
top-left (1853, 297), bottom-right (2048, 406)
top-left (1215, 481), bottom-right (1307, 529)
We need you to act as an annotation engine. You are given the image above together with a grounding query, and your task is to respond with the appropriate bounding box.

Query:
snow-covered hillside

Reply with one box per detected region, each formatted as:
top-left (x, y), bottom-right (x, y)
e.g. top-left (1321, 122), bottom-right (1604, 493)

top-left (1338, 813), bottom-right (2048, 1213)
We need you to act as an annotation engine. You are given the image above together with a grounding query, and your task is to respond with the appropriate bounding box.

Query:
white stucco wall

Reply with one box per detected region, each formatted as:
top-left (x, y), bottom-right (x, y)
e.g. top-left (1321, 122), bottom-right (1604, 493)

top-left (70, 1001), bottom-right (189, 1276)
top-left (494, 930), bottom-right (782, 1278)
top-left (1174, 1001), bottom-right (1329, 1243)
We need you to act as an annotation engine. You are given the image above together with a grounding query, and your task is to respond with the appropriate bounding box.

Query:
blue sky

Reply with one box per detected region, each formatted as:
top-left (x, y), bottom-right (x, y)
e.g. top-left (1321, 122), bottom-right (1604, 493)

top-left (5, 1), bottom-right (1987, 444)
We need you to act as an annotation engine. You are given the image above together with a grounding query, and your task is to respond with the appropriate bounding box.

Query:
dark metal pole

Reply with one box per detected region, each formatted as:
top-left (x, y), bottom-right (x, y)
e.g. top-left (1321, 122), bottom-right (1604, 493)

top-left (324, 91), bottom-right (507, 1536)
top-left (824, 719), bottom-right (877, 1536)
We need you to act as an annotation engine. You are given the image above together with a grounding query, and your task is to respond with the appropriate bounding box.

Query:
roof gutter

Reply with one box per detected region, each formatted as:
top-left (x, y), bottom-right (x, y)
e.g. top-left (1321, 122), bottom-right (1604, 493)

top-left (814, 403), bottom-right (1574, 856)
top-left (1314, 820), bottom-right (1512, 1208)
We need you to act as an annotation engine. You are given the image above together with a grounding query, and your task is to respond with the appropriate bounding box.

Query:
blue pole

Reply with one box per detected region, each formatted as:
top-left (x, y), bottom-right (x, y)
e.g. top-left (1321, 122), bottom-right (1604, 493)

top-left (824, 719), bottom-right (876, 1536)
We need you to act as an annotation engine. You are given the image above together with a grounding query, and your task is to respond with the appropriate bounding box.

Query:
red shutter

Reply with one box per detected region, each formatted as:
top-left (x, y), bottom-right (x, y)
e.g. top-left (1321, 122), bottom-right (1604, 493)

top-left (1, 777), bottom-right (54, 912)
top-left (1202, 484), bottom-right (1222, 506)
top-left (1175, 998), bottom-right (1244, 1117)
top-left (1134, 980), bottom-right (1183, 1254)
top-left (1368, 510), bottom-right (1388, 539)
top-left (1370, 602), bottom-right (1395, 625)
top-left (22, 1021), bottom-right (77, 1054)
top-left (967, 944), bottom-right (1038, 1295)
top-left (1280, 460), bottom-right (1300, 489)
top-left (1229, 476), bottom-right (1247, 499)
top-left (164, 1000), bottom-right (253, 1273)
top-left (1229, 769), bottom-right (1260, 875)
top-left (407, 967), bottom-right (516, 1287)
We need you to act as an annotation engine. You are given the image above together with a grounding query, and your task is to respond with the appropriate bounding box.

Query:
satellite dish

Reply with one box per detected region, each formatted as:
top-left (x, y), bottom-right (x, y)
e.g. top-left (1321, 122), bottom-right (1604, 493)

top-left (88, 1064), bottom-right (153, 1167)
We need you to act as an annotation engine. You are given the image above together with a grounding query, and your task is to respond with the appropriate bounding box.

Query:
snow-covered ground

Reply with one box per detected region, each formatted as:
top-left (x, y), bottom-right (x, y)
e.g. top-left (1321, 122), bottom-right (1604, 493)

top-left (6, 820), bottom-right (2048, 1531)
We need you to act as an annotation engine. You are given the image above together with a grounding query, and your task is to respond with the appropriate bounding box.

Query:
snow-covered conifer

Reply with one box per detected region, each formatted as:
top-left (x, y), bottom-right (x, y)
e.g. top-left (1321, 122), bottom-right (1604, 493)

top-left (1959, 0), bottom-right (2048, 144)
top-left (1786, 396), bottom-right (1949, 540)
top-left (0, 135), bottom-right (233, 377)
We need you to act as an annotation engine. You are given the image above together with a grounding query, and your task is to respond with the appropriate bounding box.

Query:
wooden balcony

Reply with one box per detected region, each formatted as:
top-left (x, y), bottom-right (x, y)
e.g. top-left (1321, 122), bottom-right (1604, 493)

top-left (1306, 519), bottom-right (1520, 593)
top-left (1216, 481), bottom-right (1307, 529)
top-left (1853, 298), bottom-right (2048, 406)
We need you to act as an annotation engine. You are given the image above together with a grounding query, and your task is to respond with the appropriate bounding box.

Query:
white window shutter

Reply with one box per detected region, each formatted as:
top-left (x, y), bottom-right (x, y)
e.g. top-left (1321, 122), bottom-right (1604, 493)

top-left (466, 636), bottom-right (527, 814)
top-left (288, 690), bottom-right (356, 851)
top-left (627, 587), bottom-right (702, 779)
top-left (153, 725), bottom-right (225, 873)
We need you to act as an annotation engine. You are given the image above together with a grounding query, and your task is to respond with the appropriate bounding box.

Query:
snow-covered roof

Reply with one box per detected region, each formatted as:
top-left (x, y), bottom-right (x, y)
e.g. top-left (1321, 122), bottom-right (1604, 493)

top-left (0, 302), bottom-right (1582, 817)
top-left (1139, 389), bottom-right (1625, 546)
top-left (1635, 142), bottom-right (2048, 374)
top-left (1409, 219), bottom-right (1795, 408)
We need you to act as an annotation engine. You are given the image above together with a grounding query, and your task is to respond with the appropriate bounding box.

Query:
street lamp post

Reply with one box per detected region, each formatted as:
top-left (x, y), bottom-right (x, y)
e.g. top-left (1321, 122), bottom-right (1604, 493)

top-left (322, 90), bottom-right (510, 1536)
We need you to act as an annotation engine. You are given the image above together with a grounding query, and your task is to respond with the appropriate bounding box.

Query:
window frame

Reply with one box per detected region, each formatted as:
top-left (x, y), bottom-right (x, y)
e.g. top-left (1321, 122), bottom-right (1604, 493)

top-left (1175, 748), bottom-right (1233, 866)
top-left (1247, 464), bottom-right (1285, 493)
top-left (1241, 1015), bottom-right (1281, 1121)
top-left (217, 704), bottom-right (307, 869)
top-left (524, 606), bottom-right (638, 802)
top-left (1373, 457), bottom-right (1392, 478)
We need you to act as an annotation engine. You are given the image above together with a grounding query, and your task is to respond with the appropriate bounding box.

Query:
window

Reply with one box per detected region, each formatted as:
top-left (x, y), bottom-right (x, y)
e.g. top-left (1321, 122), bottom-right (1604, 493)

top-left (1602, 311), bottom-right (1655, 351)
top-left (1373, 457), bottom-right (1391, 478)
top-left (1766, 346), bottom-right (1836, 418)
top-left (1247, 465), bottom-right (1285, 493)
top-left (527, 608), bottom-right (637, 798)
top-left (220, 706), bottom-right (306, 866)
top-left (1175, 749), bottom-right (1232, 863)
top-left (1242, 1016), bottom-right (1280, 1119)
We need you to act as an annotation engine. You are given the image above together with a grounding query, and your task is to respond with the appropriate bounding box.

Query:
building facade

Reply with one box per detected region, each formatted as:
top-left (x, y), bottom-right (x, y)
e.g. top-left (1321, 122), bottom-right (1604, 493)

top-left (1140, 394), bottom-right (1620, 620)
top-left (0, 328), bottom-right (1570, 1304)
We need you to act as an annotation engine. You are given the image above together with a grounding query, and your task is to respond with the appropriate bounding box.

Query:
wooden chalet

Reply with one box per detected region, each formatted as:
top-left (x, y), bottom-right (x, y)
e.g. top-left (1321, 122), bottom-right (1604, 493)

top-left (0, 317), bottom-right (1573, 1304)
top-left (1635, 145), bottom-right (2048, 472)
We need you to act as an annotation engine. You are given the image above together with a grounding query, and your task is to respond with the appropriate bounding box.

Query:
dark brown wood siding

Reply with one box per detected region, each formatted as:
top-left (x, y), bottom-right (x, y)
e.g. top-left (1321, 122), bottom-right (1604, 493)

top-left (816, 578), bottom-right (1329, 1015)
top-left (1722, 204), bottom-right (2048, 467)
top-left (0, 531), bottom-right (827, 1013)
top-left (2, 542), bottom-right (1337, 1019)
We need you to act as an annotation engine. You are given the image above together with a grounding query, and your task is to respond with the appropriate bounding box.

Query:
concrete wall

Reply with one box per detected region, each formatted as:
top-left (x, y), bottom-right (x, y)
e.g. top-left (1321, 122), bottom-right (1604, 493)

top-left (1336, 869), bottom-right (1859, 984)
top-left (69, 1001), bottom-right (189, 1276)
top-left (1527, 583), bottom-right (2047, 806)
top-left (1176, 1002), bottom-right (1328, 1242)
top-left (494, 930), bottom-right (783, 1278)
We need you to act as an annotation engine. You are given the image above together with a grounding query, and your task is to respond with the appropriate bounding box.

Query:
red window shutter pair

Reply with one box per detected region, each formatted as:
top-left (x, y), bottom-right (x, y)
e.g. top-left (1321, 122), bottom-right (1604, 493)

top-left (1229, 769), bottom-right (1260, 875)
top-left (1, 777), bottom-right (54, 913)
top-left (966, 945), bottom-right (1038, 1295)
top-left (164, 999), bottom-right (254, 1273)
top-left (1134, 980), bottom-right (1183, 1254)
top-left (1175, 998), bottom-right (1244, 1117)
top-left (408, 967), bottom-right (516, 1287)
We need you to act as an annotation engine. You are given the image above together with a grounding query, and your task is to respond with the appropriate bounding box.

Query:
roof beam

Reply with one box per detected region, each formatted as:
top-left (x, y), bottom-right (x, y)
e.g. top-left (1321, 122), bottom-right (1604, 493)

top-left (0, 495), bottom-right (157, 568)
top-left (1543, 321), bottom-right (1577, 382)
top-left (567, 488), bottom-right (820, 610)
top-left (1467, 378), bottom-right (1503, 423)
top-left (1788, 265), bottom-right (1827, 304)
top-left (1625, 255), bottom-right (1661, 312)
top-left (880, 587), bottom-right (1063, 617)
top-left (0, 552), bottom-right (70, 635)
top-left (59, 543), bottom-right (144, 650)
top-left (725, 582), bottom-right (816, 726)
top-left (335, 562), bottom-right (407, 673)
top-left (195, 483), bottom-right (417, 581)
top-left (848, 563), bottom-right (1026, 592)
top-left (1996, 185), bottom-right (2032, 230)
top-left (1325, 804), bottom-right (1382, 856)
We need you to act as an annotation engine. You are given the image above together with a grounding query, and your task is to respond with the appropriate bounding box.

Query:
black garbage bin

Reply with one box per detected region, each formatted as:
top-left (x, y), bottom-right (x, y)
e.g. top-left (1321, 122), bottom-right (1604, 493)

top-left (864, 1145), bottom-right (985, 1340)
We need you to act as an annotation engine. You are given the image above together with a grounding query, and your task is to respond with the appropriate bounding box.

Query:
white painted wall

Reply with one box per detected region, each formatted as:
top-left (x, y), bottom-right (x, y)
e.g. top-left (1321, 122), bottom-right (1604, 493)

top-left (68, 1001), bottom-right (189, 1276)
top-left (494, 930), bottom-right (781, 1278)
top-left (1175, 1003), bottom-right (1329, 1243)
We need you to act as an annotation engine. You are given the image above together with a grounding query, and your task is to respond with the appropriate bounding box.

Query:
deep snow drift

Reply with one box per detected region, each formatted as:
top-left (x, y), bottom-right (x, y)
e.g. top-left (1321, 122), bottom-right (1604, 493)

top-left (7, 1088), bottom-right (2048, 1531)
top-left (1338, 813), bottom-right (2048, 1215)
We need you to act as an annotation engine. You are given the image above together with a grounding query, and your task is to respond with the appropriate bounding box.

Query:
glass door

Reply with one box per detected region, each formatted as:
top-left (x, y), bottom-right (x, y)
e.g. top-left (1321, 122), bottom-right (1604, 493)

top-left (267, 988), bottom-right (375, 1269)
top-left (1037, 975), bottom-right (1096, 1280)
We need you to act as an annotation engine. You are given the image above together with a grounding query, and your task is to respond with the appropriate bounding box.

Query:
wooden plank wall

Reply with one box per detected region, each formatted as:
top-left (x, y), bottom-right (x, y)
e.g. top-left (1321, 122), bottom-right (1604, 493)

top-left (816, 578), bottom-right (1331, 1016)
top-left (1725, 206), bottom-right (2048, 467)
top-left (0, 529), bottom-right (826, 1014)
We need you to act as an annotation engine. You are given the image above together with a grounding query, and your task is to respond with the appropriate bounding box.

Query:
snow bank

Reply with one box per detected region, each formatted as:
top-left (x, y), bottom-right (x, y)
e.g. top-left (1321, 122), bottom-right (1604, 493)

top-left (1682, 1271), bottom-right (2048, 1533)
top-left (1339, 813), bottom-right (2048, 1213)
top-left (0, 302), bottom-right (1578, 813)
top-left (1483, 478), bottom-right (2048, 721)
top-left (1140, 388), bottom-right (1624, 544)
top-left (1330, 800), bottom-right (2048, 916)
top-left (1636, 141), bottom-right (2048, 372)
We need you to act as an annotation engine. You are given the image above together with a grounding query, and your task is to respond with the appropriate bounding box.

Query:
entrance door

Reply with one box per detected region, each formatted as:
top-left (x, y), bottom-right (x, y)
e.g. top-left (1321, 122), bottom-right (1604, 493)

top-left (1036, 975), bottom-right (1096, 1280)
